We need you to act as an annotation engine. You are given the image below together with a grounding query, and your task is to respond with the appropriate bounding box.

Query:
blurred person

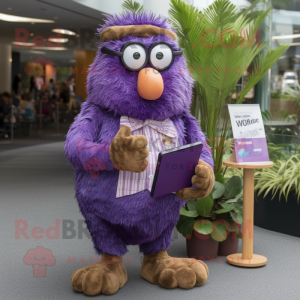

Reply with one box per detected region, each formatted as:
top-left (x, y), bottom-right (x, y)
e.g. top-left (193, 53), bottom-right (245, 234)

top-left (0, 92), bottom-right (12, 138)
top-left (60, 82), bottom-right (70, 105)
top-left (12, 74), bottom-right (21, 96)
top-left (67, 77), bottom-right (75, 97)
top-left (67, 77), bottom-right (76, 110)
top-left (54, 84), bottom-right (60, 103)
top-left (12, 93), bottom-right (21, 108)
top-left (48, 78), bottom-right (55, 98)
top-left (35, 76), bottom-right (44, 100)
top-left (29, 76), bottom-right (35, 95)
top-left (59, 82), bottom-right (70, 123)
top-left (20, 92), bottom-right (36, 119)
top-left (0, 92), bottom-right (12, 117)
top-left (41, 92), bottom-right (53, 123)
top-left (50, 94), bottom-right (58, 125)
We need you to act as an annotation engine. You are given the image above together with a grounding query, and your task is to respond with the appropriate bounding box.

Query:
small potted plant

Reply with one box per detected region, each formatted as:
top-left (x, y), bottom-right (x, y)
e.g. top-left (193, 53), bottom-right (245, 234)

top-left (176, 176), bottom-right (243, 260)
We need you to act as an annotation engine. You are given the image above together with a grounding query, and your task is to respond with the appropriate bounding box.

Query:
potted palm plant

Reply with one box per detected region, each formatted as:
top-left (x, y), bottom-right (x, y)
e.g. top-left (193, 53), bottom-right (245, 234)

top-left (169, 0), bottom-right (288, 258)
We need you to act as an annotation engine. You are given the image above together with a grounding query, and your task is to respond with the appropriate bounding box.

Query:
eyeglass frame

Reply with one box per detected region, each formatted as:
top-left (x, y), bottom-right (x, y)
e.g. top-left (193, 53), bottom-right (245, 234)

top-left (101, 41), bottom-right (183, 72)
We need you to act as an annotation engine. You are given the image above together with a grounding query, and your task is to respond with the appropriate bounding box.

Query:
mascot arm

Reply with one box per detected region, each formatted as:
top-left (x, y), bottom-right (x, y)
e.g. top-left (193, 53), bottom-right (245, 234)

top-left (176, 111), bottom-right (215, 200)
top-left (64, 102), bottom-right (114, 171)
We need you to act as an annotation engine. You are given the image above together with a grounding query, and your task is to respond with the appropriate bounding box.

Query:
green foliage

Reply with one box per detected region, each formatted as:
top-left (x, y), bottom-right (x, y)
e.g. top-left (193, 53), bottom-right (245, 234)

top-left (176, 215), bottom-right (196, 237)
top-left (195, 221), bottom-right (213, 234)
top-left (214, 171), bottom-right (225, 183)
top-left (261, 110), bottom-right (272, 122)
top-left (281, 84), bottom-right (300, 113)
top-left (169, 0), bottom-right (289, 174)
top-left (271, 89), bottom-right (282, 99)
top-left (212, 181), bottom-right (225, 199)
top-left (122, 0), bottom-right (144, 13)
top-left (177, 176), bottom-right (243, 241)
top-left (210, 222), bottom-right (227, 242)
top-left (255, 154), bottom-right (300, 202)
top-left (195, 193), bottom-right (214, 217)
top-left (223, 176), bottom-right (242, 198)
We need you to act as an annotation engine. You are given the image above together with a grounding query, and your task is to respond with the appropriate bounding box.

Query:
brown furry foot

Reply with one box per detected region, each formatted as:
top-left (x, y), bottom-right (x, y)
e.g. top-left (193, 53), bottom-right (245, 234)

top-left (141, 250), bottom-right (208, 289)
top-left (71, 254), bottom-right (128, 296)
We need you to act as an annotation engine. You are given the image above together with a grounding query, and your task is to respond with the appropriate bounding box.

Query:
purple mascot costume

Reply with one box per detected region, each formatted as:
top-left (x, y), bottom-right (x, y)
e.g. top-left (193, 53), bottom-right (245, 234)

top-left (65, 11), bottom-right (214, 296)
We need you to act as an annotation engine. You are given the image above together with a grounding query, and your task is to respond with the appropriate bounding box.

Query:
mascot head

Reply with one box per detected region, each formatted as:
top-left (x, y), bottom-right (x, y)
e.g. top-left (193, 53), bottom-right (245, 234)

top-left (87, 11), bottom-right (194, 121)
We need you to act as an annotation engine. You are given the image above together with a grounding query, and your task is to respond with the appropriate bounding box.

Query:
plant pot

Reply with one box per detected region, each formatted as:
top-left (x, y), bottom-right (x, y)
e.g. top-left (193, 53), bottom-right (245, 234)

top-left (218, 232), bottom-right (239, 256)
top-left (186, 230), bottom-right (219, 260)
top-left (254, 191), bottom-right (300, 238)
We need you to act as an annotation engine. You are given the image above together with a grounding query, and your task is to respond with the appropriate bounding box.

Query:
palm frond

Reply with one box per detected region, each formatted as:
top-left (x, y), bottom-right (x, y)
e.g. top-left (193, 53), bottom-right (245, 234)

top-left (122, 0), bottom-right (144, 13)
top-left (169, 0), bottom-right (289, 173)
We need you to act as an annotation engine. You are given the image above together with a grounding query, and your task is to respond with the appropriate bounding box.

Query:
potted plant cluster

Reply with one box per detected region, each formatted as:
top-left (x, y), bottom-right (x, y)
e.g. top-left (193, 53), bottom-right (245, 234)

top-left (177, 176), bottom-right (243, 259)
top-left (254, 152), bottom-right (300, 237)
top-left (169, 0), bottom-right (288, 258)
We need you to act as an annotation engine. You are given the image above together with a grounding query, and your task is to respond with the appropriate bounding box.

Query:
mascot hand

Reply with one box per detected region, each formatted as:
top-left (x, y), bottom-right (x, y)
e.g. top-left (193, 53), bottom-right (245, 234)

top-left (176, 159), bottom-right (214, 200)
top-left (109, 125), bottom-right (149, 173)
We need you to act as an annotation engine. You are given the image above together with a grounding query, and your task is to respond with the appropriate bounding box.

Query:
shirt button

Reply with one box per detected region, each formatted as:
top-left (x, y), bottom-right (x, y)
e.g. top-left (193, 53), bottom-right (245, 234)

top-left (149, 175), bottom-right (153, 179)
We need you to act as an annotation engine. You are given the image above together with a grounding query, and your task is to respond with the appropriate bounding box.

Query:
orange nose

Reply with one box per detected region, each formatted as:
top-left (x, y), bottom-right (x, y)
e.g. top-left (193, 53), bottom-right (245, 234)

top-left (137, 68), bottom-right (164, 100)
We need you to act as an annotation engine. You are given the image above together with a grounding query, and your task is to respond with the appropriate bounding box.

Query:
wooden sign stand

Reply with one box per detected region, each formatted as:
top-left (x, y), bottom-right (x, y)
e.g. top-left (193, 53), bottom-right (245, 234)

top-left (223, 152), bottom-right (273, 267)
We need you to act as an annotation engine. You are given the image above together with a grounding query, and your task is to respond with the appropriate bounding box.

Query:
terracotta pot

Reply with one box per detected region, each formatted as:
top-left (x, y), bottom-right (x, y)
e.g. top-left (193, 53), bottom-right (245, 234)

top-left (218, 232), bottom-right (239, 256)
top-left (186, 230), bottom-right (219, 260)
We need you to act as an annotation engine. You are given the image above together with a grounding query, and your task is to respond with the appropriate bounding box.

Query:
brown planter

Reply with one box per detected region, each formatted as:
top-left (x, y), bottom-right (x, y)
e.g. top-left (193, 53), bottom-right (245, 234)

top-left (218, 232), bottom-right (239, 256)
top-left (186, 230), bottom-right (219, 260)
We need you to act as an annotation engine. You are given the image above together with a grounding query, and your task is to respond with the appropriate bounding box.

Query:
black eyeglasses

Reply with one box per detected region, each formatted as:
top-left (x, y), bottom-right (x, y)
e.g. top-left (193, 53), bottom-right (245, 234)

top-left (101, 41), bottom-right (183, 72)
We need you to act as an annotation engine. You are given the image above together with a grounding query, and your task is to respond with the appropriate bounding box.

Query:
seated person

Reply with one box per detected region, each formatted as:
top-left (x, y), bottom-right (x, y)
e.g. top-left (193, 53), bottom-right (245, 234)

top-left (20, 92), bottom-right (36, 120)
top-left (0, 92), bottom-right (12, 138)
top-left (12, 95), bottom-right (21, 107)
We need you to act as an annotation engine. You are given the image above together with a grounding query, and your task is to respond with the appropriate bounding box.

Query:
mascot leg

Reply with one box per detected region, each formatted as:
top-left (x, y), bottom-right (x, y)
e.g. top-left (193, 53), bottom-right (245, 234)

top-left (140, 224), bottom-right (208, 289)
top-left (71, 215), bottom-right (128, 296)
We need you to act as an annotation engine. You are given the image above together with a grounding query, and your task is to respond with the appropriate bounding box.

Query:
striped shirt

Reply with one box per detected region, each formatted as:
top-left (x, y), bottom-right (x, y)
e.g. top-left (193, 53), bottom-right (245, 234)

top-left (116, 116), bottom-right (179, 198)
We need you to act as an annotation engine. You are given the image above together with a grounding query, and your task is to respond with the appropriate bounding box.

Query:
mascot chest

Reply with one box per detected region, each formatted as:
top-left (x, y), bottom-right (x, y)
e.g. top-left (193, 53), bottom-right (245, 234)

top-left (116, 116), bottom-right (179, 198)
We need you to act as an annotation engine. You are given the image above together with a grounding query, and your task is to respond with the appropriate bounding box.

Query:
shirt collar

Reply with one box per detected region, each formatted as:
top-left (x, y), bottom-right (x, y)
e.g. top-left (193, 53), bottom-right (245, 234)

top-left (120, 116), bottom-right (177, 139)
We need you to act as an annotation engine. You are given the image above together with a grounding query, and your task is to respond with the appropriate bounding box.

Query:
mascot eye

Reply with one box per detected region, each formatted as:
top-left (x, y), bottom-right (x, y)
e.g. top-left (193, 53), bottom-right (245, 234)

top-left (149, 44), bottom-right (173, 71)
top-left (122, 44), bottom-right (147, 71)
top-left (156, 52), bottom-right (164, 60)
top-left (133, 52), bottom-right (140, 59)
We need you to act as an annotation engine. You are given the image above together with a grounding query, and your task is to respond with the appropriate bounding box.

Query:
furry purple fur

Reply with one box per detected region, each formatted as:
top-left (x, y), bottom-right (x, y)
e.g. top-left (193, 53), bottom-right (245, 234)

top-left (65, 12), bottom-right (214, 256)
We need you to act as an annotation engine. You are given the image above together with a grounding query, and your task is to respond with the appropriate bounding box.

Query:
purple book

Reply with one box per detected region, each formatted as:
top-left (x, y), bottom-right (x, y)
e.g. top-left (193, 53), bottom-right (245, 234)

top-left (151, 142), bottom-right (203, 198)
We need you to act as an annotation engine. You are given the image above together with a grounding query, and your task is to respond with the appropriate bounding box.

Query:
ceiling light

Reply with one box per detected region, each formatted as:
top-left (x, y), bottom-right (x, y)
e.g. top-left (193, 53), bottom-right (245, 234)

top-left (33, 46), bottom-right (69, 51)
top-left (272, 34), bottom-right (300, 40)
top-left (31, 50), bottom-right (46, 55)
top-left (48, 37), bottom-right (69, 43)
top-left (0, 13), bottom-right (54, 23)
top-left (52, 29), bottom-right (76, 36)
top-left (12, 41), bottom-right (35, 46)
